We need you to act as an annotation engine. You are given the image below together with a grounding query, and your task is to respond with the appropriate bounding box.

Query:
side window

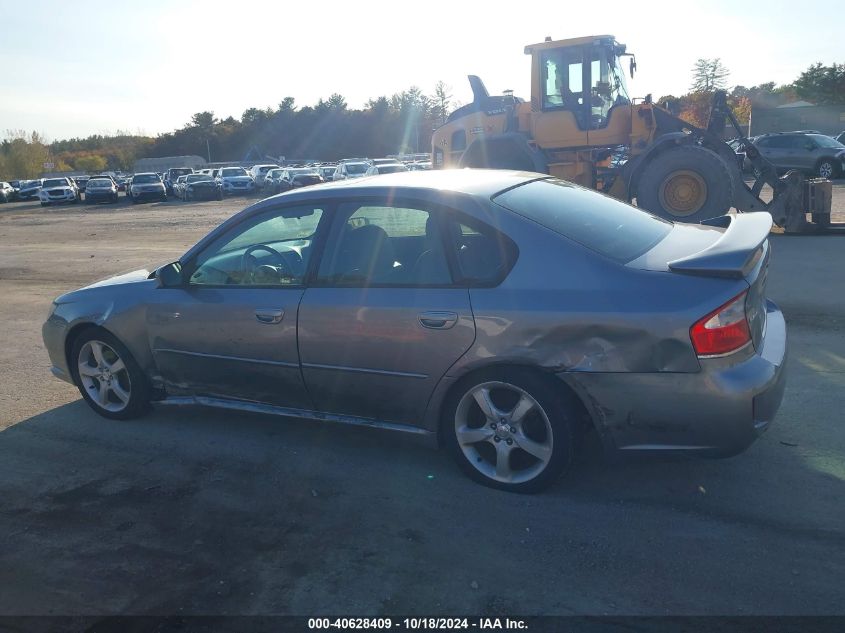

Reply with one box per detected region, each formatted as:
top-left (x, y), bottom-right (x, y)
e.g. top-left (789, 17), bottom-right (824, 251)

top-left (444, 218), bottom-right (517, 285)
top-left (317, 202), bottom-right (452, 286)
top-left (189, 205), bottom-right (324, 286)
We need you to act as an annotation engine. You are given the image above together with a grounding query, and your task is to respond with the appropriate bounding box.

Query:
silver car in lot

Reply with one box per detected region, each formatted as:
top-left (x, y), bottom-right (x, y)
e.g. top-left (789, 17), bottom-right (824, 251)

top-left (753, 132), bottom-right (845, 179)
top-left (42, 170), bottom-right (787, 492)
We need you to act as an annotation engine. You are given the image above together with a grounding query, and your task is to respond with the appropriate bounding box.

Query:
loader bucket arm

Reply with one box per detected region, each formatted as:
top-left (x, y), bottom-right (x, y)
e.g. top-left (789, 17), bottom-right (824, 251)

top-left (704, 90), bottom-right (830, 232)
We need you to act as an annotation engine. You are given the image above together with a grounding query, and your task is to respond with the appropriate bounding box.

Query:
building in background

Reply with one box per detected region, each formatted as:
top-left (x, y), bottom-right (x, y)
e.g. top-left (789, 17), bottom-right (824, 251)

top-left (133, 155), bottom-right (206, 173)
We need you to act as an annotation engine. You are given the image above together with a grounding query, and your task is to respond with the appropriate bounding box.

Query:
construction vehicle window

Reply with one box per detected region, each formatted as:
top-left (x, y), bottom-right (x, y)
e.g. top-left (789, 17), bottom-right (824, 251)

top-left (542, 50), bottom-right (584, 112)
top-left (452, 130), bottom-right (467, 152)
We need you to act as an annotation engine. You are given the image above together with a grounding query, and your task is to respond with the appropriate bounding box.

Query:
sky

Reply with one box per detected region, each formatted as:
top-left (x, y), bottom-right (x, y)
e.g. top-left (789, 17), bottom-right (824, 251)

top-left (0, 0), bottom-right (840, 142)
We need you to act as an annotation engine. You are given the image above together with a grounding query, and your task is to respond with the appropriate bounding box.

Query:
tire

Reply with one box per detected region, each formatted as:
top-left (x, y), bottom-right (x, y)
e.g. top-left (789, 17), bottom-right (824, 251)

top-left (40, 202), bottom-right (48, 207)
top-left (130, 195), bottom-right (137, 204)
top-left (216, 191), bottom-right (223, 201)
top-left (70, 328), bottom-right (151, 420)
top-left (442, 367), bottom-right (575, 493)
top-left (461, 140), bottom-right (538, 172)
top-left (816, 158), bottom-right (840, 180)
top-left (636, 145), bottom-right (734, 223)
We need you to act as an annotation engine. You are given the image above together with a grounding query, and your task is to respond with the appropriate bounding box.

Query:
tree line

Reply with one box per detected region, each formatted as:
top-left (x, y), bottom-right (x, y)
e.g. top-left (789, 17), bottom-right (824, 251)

top-left (2, 60), bottom-right (844, 179)
top-left (659, 58), bottom-right (844, 128)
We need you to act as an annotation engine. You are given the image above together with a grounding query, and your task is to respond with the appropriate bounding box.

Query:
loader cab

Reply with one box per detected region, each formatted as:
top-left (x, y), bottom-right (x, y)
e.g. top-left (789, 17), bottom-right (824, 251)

top-left (528, 35), bottom-right (631, 131)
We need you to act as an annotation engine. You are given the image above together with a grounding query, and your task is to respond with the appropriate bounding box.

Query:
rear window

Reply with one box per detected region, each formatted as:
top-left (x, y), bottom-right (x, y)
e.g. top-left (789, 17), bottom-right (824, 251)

top-left (493, 178), bottom-right (672, 264)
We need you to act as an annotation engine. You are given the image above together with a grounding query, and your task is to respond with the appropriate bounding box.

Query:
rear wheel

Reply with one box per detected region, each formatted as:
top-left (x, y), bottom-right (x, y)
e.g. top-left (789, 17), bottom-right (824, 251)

top-left (443, 367), bottom-right (575, 493)
top-left (71, 328), bottom-right (151, 420)
top-left (637, 145), bottom-right (733, 223)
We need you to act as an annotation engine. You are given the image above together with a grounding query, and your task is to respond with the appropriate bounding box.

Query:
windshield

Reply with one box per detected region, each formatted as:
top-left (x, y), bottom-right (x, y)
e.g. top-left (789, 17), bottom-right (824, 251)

top-left (88, 179), bottom-right (113, 187)
top-left (811, 134), bottom-right (845, 149)
top-left (493, 178), bottom-right (671, 264)
top-left (186, 174), bottom-right (212, 183)
top-left (294, 175), bottom-right (322, 184)
top-left (170, 169), bottom-right (192, 177)
top-left (133, 174), bottom-right (160, 184)
top-left (43, 179), bottom-right (69, 188)
top-left (346, 163), bottom-right (368, 174)
top-left (221, 168), bottom-right (248, 177)
top-left (267, 169), bottom-right (283, 179)
top-left (377, 164), bottom-right (408, 174)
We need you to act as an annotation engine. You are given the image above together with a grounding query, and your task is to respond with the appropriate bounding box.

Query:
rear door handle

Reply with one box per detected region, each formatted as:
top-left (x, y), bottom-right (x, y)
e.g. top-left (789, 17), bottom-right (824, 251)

top-left (255, 307), bottom-right (284, 324)
top-left (419, 311), bottom-right (458, 330)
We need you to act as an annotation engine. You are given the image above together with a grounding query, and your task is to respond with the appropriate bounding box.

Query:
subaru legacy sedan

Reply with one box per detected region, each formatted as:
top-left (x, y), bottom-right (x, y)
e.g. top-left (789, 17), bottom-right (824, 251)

top-left (42, 170), bottom-right (787, 492)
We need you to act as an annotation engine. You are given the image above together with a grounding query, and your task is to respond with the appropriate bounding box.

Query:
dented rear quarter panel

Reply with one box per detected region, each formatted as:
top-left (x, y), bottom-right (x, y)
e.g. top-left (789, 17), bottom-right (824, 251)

top-left (419, 210), bottom-right (751, 436)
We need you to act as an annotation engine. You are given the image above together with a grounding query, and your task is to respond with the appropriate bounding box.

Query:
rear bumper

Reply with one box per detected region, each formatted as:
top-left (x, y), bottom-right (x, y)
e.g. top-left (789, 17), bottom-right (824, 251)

top-left (566, 300), bottom-right (787, 455)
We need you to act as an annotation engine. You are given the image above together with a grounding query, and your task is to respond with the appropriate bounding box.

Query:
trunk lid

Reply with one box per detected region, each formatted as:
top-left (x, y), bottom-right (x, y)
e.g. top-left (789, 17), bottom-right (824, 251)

top-left (628, 213), bottom-right (772, 351)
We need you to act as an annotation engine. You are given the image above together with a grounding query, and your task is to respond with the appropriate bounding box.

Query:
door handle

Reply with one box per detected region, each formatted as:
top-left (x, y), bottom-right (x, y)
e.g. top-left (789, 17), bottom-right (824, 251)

top-left (255, 308), bottom-right (284, 324)
top-left (419, 311), bottom-right (458, 330)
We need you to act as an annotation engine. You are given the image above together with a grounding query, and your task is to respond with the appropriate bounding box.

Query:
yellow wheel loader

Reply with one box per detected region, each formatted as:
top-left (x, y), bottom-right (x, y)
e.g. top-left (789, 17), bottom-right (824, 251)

top-left (432, 35), bottom-right (833, 233)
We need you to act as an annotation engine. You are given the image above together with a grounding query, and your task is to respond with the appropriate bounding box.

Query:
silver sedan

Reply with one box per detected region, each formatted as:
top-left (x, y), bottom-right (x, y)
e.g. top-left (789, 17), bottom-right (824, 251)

top-left (42, 170), bottom-right (787, 492)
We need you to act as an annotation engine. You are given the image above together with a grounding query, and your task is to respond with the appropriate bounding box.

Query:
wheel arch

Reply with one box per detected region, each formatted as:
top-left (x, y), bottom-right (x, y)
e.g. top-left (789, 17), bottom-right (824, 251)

top-left (625, 132), bottom-right (694, 199)
top-left (64, 322), bottom-right (115, 382)
top-left (432, 361), bottom-right (597, 448)
top-left (459, 133), bottom-right (549, 174)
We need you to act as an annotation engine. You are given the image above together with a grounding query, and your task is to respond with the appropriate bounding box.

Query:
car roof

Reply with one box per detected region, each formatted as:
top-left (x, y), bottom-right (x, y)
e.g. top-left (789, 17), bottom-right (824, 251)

top-left (266, 169), bottom-right (544, 202)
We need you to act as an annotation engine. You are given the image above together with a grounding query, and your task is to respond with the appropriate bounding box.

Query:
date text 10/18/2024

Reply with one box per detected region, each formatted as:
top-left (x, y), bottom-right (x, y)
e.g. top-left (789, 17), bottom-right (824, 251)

top-left (308, 618), bottom-right (529, 630)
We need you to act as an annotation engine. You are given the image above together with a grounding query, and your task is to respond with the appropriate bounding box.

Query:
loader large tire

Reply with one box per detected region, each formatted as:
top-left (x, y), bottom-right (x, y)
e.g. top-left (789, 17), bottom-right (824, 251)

top-left (460, 135), bottom-right (546, 173)
top-left (636, 145), bottom-right (733, 223)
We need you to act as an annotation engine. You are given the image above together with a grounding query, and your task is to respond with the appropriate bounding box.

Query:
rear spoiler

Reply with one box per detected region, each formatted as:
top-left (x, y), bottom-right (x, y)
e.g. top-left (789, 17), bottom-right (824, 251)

top-left (668, 213), bottom-right (772, 279)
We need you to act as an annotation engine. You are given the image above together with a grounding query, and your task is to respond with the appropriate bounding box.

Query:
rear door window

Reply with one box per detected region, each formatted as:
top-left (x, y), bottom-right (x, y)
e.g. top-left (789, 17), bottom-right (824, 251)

top-left (493, 178), bottom-right (672, 263)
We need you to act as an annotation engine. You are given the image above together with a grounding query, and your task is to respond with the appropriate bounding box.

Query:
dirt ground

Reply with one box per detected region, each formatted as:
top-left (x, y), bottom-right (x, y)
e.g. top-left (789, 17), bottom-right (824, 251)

top-left (0, 186), bottom-right (843, 616)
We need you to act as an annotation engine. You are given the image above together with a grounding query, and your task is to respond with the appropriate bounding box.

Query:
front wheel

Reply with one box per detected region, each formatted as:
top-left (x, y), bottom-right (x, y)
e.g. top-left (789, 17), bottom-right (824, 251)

top-left (636, 145), bottom-right (733, 223)
top-left (71, 328), bottom-right (151, 420)
top-left (443, 368), bottom-right (575, 493)
top-left (816, 159), bottom-right (840, 180)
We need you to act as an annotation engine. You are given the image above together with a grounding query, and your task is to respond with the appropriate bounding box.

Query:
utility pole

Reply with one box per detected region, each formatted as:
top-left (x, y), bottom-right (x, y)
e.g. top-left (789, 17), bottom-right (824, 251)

top-left (206, 138), bottom-right (212, 163)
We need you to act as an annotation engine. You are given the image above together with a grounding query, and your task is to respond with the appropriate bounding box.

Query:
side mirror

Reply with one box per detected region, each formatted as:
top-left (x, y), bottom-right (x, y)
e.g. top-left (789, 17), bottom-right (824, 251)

top-left (157, 261), bottom-right (184, 288)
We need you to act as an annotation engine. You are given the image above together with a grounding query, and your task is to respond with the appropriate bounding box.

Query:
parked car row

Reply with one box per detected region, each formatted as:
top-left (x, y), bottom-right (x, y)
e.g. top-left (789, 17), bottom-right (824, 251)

top-left (2, 155), bottom-right (436, 207)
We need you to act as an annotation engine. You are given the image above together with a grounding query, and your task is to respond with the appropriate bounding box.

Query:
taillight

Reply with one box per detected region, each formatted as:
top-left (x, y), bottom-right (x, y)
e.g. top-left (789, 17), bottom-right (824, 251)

top-left (690, 291), bottom-right (751, 357)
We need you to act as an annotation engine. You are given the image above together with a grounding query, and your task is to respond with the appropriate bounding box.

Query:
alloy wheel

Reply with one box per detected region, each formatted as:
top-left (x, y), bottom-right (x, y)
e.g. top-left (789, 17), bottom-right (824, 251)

top-left (454, 381), bottom-right (553, 484)
top-left (818, 161), bottom-right (834, 179)
top-left (77, 340), bottom-right (132, 413)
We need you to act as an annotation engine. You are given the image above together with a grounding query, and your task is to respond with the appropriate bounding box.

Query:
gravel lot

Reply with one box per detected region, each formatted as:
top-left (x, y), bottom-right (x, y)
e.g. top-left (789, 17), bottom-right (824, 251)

top-left (0, 186), bottom-right (843, 616)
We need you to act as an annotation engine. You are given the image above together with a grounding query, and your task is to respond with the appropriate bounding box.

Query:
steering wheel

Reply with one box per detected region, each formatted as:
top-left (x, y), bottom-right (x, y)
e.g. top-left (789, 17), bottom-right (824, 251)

top-left (241, 244), bottom-right (297, 283)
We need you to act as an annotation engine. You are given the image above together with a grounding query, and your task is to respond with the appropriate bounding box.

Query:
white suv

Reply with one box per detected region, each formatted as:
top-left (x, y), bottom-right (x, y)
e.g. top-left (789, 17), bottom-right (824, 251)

top-left (332, 161), bottom-right (370, 181)
top-left (218, 166), bottom-right (256, 195)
